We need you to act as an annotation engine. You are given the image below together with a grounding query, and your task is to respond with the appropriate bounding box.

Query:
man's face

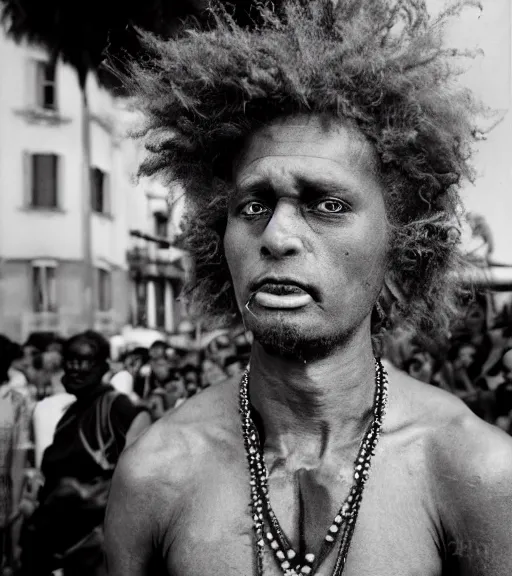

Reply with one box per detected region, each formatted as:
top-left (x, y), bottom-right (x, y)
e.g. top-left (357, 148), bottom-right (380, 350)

top-left (226, 361), bottom-right (243, 378)
top-left (152, 358), bottom-right (173, 383)
top-left (63, 341), bottom-right (101, 395)
top-left (458, 345), bottom-right (476, 369)
top-left (164, 375), bottom-right (186, 407)
top-left (465, 304), bottom-right (486, 334)
top-left (125, 353), bottom-right (144, 376)
top-left (224, 115), bottom-right (390, 360)
top-left (184, 370), bottom-right (198, 385)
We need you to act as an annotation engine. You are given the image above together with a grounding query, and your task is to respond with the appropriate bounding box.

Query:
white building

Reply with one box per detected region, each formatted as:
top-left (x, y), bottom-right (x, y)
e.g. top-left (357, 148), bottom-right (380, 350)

top-left (0, 29), bottom-right (188, 342)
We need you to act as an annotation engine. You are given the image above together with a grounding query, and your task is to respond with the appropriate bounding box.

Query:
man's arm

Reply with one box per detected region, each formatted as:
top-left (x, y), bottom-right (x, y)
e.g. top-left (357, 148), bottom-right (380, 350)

top-left (105, 418), bottom-right (190, 576)
top-left (11, 391), bottom-right (32, 562)
top-left (104, 449), bottom-right (157, 576)
top-left (434, 414), bottom-right (512, 576)
top-left (125, 410), bottom-right (152, 447)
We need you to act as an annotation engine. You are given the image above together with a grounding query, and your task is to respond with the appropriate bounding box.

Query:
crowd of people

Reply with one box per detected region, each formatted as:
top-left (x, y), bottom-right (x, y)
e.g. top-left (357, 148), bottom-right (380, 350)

top-left (382, 292), bottom-right (512, 434)
top-left (1, 292), bottom-right (512, 574)
top-left (0, 324), bottom-right (251, 575)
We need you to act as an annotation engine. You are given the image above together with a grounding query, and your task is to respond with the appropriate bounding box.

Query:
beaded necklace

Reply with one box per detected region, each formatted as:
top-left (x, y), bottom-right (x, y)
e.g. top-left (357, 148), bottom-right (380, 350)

top-left (239, 358), bottom-right (389, 576)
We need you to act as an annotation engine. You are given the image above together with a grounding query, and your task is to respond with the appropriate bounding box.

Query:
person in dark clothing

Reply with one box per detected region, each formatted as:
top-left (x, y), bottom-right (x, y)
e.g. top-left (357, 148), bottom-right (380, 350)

top-left (21, 331), bottom-right (151, 576)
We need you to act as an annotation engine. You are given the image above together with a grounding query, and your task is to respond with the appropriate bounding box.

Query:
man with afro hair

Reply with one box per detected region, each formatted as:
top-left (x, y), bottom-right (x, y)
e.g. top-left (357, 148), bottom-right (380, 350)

top-left (105, 1), bottom-right (512, 575)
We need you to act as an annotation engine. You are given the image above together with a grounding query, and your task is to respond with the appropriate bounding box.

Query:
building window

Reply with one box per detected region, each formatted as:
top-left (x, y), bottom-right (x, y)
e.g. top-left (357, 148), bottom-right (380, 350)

top-left (32, 262), bottom-right (57, 313)
top-left (30, 154), bottom-right (59, 208)
top-left (154, 212), bottom-right (169, 238)
top-left (36, 61), bottom-right (56, 110)
top-left (91, 167), bottom-right (110, 214)
top-left (97, 268), bottom-right (112, 312)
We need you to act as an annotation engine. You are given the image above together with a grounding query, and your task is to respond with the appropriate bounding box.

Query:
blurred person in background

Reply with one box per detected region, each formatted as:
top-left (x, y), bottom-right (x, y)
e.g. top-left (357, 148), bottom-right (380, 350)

top-left (40, 337), bottom-right (66, 397)
top-left (207, 334), bottom-right (237, 368)
top-left (445, 340), bottom-right (495, 422)
top-left (145, 350), bottom-right (186, 420)
top-left (9, 345), bottom-right (37, 404)
top-left (200, 357), bottom-right (228, 388)
top-left (110, 347), bottom-right (149, 403)
top-left (138, 340), bottom-right (172, 399)
top-left (495, 349), bottom-right (512, 434)
top-left (459, 296), bottom-right (507, 385)
top-left (17, 336), bottom-right (49, 401)
top-left (182, 365), bottom-right (201, 397)
top-left (171, 320), bottom-right (201, 368)
top-left (10, 333), bottom-right (66, 402)
top-left (165, 370), bottom-right (187, 403)
top-left (223, 355), bottom-right (244, 380)
top-left (0, 335), bottom-right (31, 572)
top-left (5, 342), bottom-right (32, 401)
top-left (31, 338), bottom-right (74, 469)
top-left (20, 331), bottom-right (151, 576)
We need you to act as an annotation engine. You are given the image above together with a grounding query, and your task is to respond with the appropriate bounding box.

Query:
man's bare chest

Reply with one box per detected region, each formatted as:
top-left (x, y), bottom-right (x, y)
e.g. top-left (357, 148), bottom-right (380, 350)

top-left (163, 452), bottom-right (444, 576)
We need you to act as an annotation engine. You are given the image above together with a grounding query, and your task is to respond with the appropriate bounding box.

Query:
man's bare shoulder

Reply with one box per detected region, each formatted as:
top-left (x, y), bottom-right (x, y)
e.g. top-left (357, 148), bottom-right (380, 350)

top-left (387, 364), bottom-right (512, 523)
top-left (105, 381), bottom-right (242, 573)
top-left (116, 377), bottom-right (241, 494)
top-left (424, 392), bottom-right (512, 497)
top-left (385, 362), bottom-right (470, 425)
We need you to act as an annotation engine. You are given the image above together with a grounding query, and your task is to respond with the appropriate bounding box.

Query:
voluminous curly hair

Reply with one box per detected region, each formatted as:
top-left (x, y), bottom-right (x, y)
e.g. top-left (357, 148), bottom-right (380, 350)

top-left (122, 0), bottom-right (483, 339)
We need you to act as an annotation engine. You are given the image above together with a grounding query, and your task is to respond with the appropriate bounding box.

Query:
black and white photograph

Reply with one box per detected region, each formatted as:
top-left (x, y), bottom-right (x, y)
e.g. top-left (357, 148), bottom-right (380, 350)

top-left (0, 0), bottom-right (511, 575)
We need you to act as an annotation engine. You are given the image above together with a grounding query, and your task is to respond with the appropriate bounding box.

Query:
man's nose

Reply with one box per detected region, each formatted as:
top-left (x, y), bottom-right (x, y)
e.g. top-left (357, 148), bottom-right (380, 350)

top-left (260, 201), bottom-right (304, 259)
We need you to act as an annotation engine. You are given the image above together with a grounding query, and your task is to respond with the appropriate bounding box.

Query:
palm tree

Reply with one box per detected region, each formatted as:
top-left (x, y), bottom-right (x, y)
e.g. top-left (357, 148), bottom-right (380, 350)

top-left (0, 0), bottom-right (279, 328)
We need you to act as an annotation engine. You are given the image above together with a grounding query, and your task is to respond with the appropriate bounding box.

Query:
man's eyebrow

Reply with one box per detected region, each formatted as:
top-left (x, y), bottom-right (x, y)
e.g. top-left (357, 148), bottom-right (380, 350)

top-left (233, 176), bottom-right (352, 199)
top-left (295, 176), bottom-right (351, 197)
top-left (234, 180), bottom-right (275, 198)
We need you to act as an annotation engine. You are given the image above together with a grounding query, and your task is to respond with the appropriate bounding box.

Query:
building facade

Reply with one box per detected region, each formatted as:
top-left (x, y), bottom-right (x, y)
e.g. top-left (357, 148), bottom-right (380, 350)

top-left (0, 30), bottom-right (188, 342)
top-left (126, 169), bottom-right (191, 334)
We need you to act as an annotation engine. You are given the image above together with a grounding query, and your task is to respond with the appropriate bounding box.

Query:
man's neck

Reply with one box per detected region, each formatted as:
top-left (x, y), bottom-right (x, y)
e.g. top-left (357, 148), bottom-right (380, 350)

top-left (248, 330), bottom-right (377, 467)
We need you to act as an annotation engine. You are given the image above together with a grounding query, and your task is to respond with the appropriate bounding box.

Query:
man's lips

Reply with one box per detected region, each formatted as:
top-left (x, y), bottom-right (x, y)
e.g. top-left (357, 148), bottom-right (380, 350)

top-left (256, 282), bottom-right (307, 295)
top-left (250, 280), bottom-right (315, 309)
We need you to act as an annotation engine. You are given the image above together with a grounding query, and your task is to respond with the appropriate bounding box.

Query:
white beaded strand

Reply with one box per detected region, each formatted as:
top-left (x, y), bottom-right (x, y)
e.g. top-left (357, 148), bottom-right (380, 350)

top-left (240, 358), bottom-right (389, 576)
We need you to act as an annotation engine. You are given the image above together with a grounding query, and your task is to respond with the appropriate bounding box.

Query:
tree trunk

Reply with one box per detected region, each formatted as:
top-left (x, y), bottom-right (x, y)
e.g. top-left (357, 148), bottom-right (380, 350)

top-left (81, 85), bottom-right (95, 329)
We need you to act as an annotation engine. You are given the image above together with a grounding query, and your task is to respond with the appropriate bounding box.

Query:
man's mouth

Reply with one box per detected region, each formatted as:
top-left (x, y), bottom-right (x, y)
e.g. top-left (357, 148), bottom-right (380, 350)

top-left (252, 281), bottom-right (314, 309)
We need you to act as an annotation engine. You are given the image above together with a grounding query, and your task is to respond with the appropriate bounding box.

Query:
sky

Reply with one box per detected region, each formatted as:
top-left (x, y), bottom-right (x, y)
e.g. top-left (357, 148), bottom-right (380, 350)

top-left (427, 0), bottom-right (511, 262)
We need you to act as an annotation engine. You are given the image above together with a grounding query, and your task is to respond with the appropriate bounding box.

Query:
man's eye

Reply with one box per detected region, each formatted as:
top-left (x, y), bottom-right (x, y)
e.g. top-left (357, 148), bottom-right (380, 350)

top-left (313, 199), bottom-right (347, 214)
top-left (240, 202), bottom-right (269, 216)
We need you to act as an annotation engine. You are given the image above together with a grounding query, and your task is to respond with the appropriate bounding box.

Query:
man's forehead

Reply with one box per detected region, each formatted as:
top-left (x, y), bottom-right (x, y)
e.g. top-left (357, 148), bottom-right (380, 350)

top-left (235, 114), bottom-right (379, 177)
top-left (67, 342), bottom-right (96, 358)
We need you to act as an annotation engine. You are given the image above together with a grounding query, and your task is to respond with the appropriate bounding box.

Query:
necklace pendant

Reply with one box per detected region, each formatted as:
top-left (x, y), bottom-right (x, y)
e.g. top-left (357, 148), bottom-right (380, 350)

top-left (284, 570), bottom-right (299, 576)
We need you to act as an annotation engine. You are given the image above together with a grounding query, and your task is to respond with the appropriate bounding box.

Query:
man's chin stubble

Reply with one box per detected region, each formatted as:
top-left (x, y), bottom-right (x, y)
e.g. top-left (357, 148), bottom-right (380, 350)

top-left (252, 321), bottom-right (344, 363)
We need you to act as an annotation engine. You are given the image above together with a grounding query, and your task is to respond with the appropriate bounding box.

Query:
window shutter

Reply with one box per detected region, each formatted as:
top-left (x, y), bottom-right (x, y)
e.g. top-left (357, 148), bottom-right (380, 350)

top-left (47, 266), bottom-right (57, 312)
top-left (57, 154), bottom-right (63, 210)
top-left (104, 172), bottom-right (111, 215)
top-left (90, 167), bottom-right (95, 212)
top-left (25, 59), bottom-right (36, 108)
top-left (94, 267), bottom-right (100, 310)
top-left (36, 154), bottom-right (57, 208)
top-left (32, 265), bottom-right (42, 312)
top-left (23, 151), bottom-right (33, 207)
top-left (106, 270), bottom-right (112, 311)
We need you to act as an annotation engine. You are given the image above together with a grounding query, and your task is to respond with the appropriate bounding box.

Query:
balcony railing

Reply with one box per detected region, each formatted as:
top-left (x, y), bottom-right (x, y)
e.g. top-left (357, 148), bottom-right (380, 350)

top-left (21, 310), bottom-right (120, 340)
top-left (127, 244), bottom-right (187, 281)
